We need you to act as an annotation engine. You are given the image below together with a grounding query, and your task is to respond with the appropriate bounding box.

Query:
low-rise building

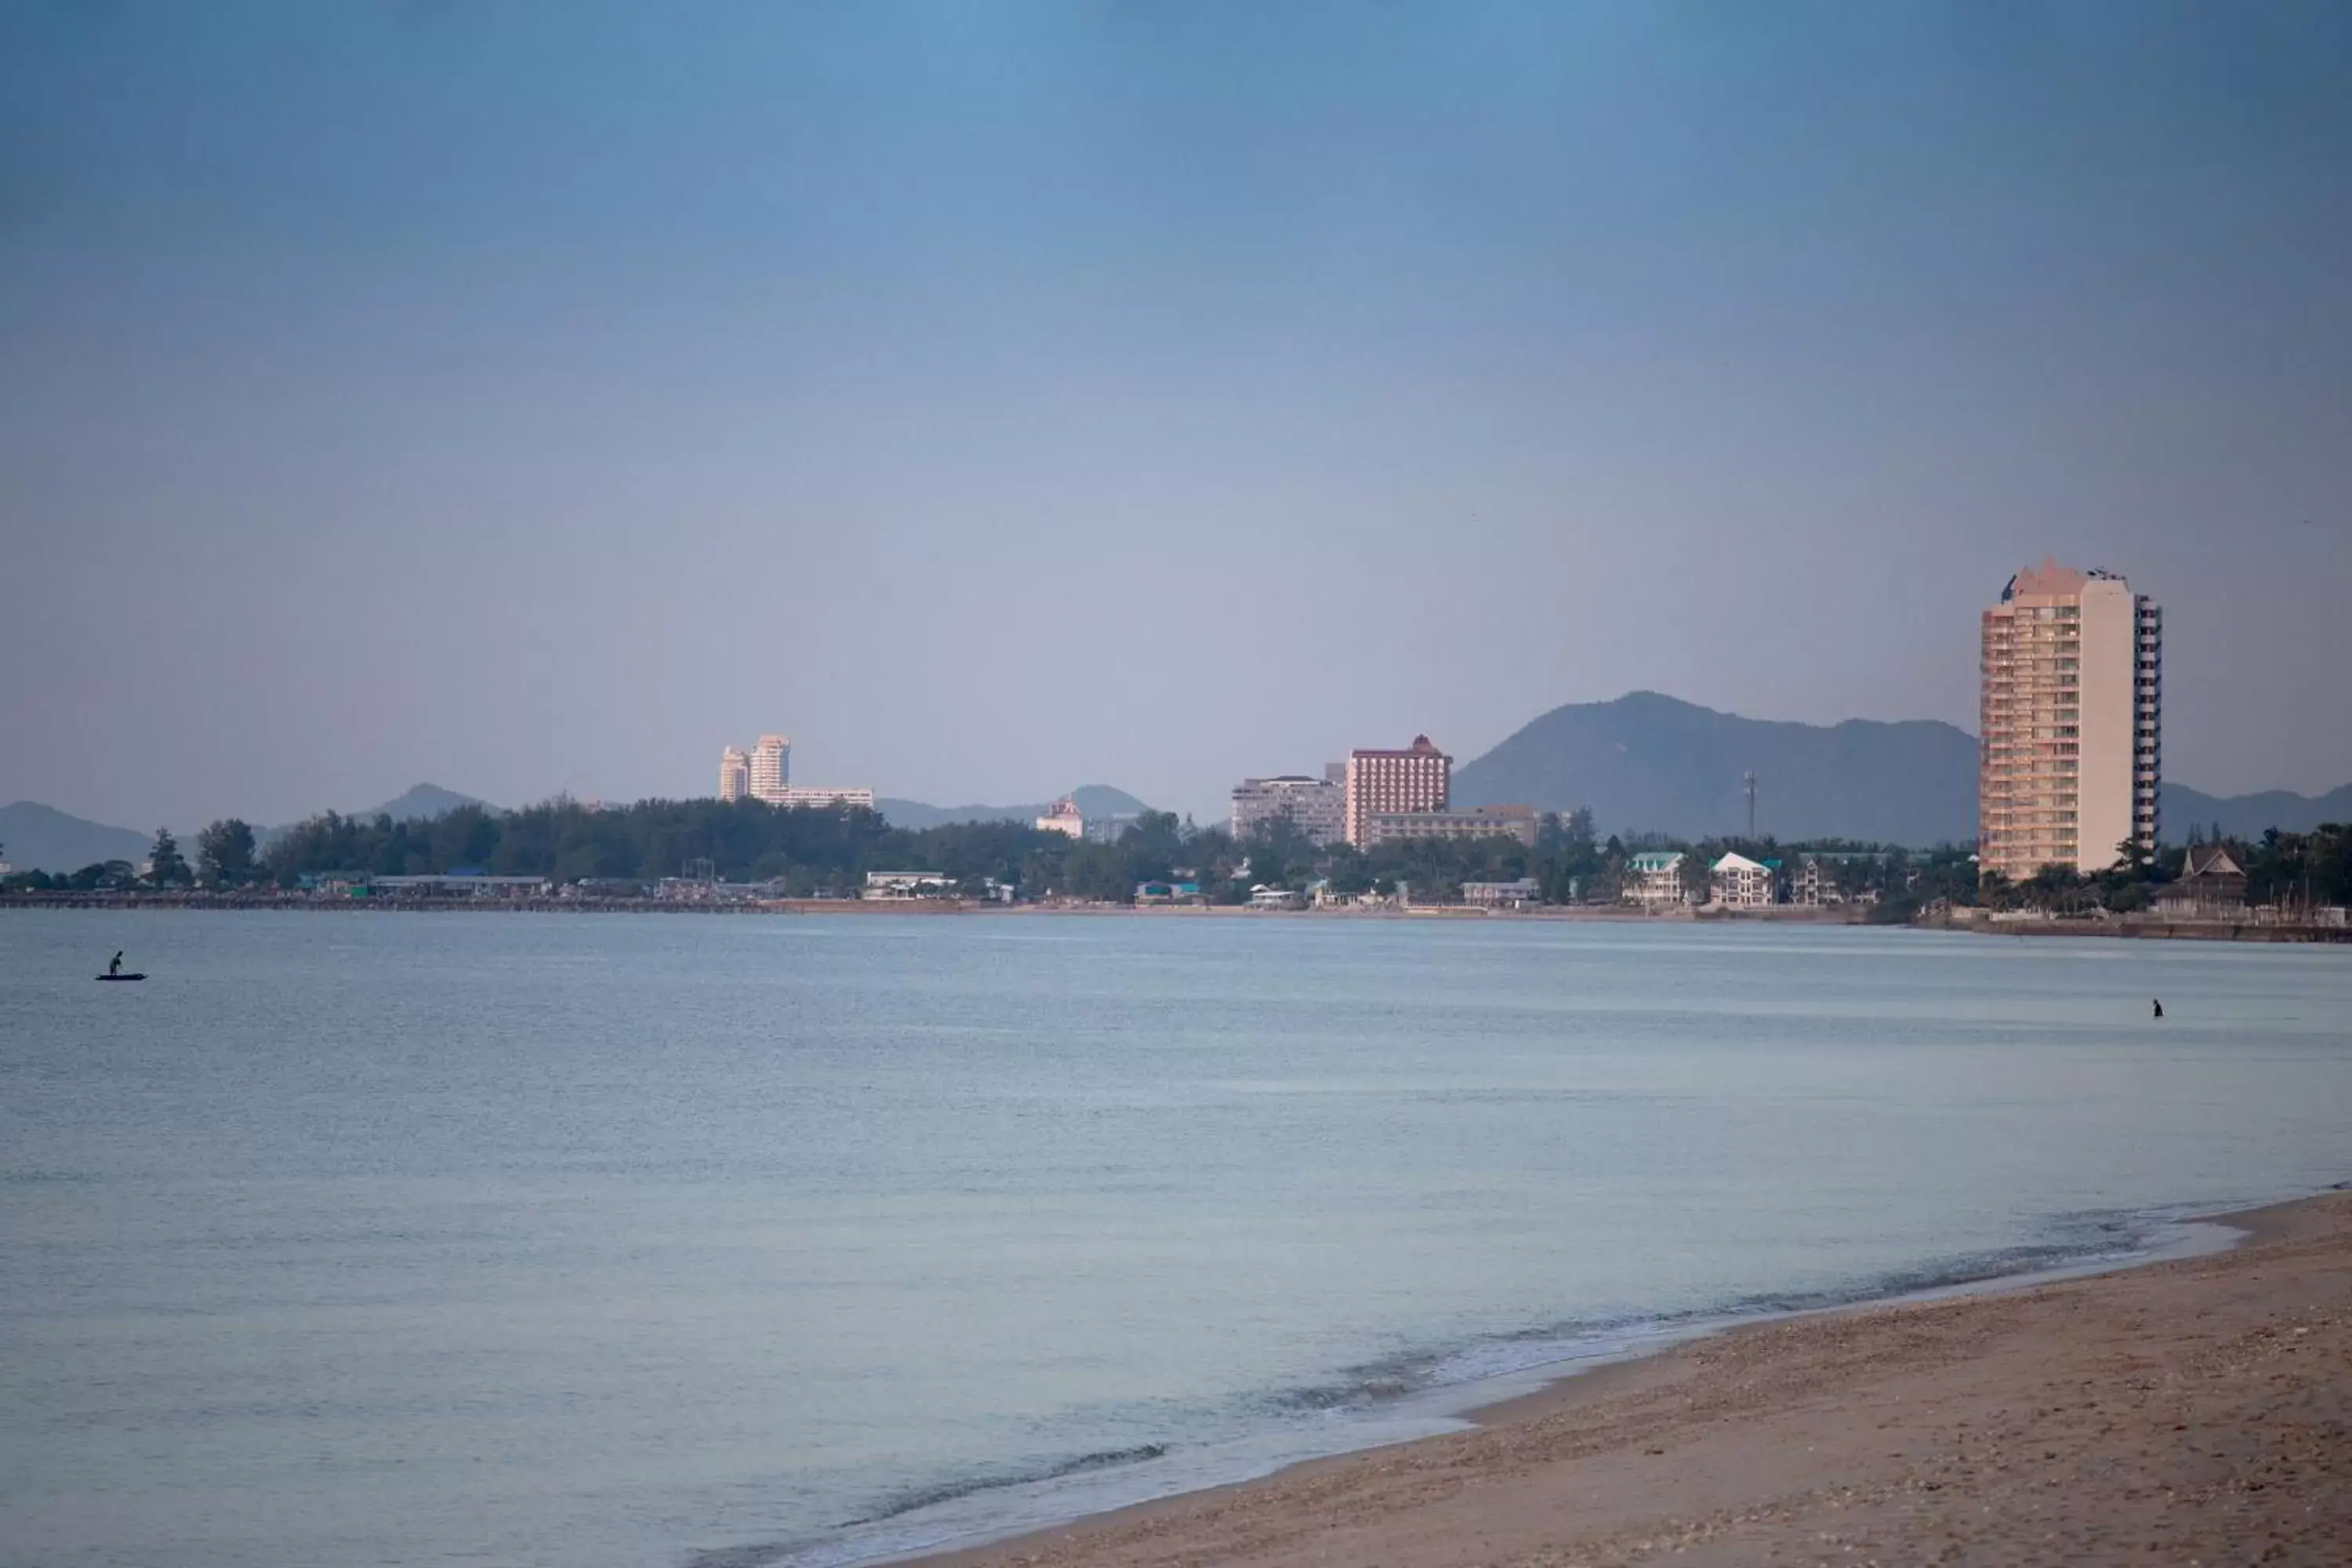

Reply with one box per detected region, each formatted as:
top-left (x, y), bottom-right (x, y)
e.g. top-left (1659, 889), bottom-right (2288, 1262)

top-left (864, 870), bottom-right (954, 898)
top-left (772, 786), bottom-right (876, 811)
top-left (1248, 884), bottom-right (1305, 910)
top-left (1710, 851), bottom-right (1778, 908)
top-left (2152, 844), bottom-right (2248, 918)
top-left (1462, 877), bottom-right (1541, 909)
top-left (1134, 880), bottom-right (1205, 905)
top-left (1624, 851), bottom-right (1689, 907)
top-left (1360, 804), bottom-right (1537, 849)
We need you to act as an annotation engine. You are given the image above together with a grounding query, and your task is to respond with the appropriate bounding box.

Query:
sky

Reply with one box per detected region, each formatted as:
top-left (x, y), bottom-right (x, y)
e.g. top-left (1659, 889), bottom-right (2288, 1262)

top-left (3, 1), bottom-right (2349, 830)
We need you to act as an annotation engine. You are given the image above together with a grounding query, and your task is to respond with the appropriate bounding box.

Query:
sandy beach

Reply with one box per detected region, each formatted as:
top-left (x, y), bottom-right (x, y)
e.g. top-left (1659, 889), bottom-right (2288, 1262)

top-left (921, 1192), bottom-right (2352, 1567)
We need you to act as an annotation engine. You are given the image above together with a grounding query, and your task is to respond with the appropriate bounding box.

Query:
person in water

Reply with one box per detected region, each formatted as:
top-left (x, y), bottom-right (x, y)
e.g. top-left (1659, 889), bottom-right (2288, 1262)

top-left (109, 950), bottom-right (123, 977)
top-left (2153, 997), bottom-right (2164, 1019)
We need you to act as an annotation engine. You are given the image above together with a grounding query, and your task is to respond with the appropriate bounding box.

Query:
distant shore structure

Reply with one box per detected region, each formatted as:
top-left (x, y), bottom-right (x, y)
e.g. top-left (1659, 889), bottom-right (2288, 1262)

top-left (1229, 766), bottom-right (1345, 844)
top-left (1343, 736), bottom-right (1451, 847)
top-left (748, 735), bottom-right (791, 800)
top-left (1361, 804), bottom-right (1537, 849)
top-left (1036, 796), bottom-right (1085, 840)
top-left (1978, 558), bottom-right (2161, 880)
top-left (714, 732), bottom-right (872, 811)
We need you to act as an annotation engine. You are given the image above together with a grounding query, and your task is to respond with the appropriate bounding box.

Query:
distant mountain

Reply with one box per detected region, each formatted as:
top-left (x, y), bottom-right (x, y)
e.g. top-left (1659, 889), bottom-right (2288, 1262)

top-left (349, 783), bottom-right (490, 822)
top-left (877, 784), bottom-right (1151, 831)
top-left (1451, 692), bottom-right (1980, 845)
top-left (0, 801), bottom-right (154, 872)
top-left (1454, 691), bottom-right (2352, 847)
top-left (2164, 782), bottom-right (2352, 840)
top-left (251, 783), bottom-right (493, 851)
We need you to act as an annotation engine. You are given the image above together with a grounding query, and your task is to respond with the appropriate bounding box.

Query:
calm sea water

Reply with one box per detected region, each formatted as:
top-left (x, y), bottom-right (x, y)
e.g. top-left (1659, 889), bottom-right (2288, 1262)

top-left (4, 911), bottom-right (2349, 1568)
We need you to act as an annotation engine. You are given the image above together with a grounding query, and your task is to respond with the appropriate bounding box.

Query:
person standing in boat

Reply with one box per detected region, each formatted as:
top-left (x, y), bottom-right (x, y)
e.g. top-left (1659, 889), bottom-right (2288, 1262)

top-left (109, 950), bottom-right (123, 977)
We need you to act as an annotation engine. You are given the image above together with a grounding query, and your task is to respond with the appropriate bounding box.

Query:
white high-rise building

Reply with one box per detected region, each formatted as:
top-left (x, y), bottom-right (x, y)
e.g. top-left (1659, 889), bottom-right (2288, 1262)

top-left (1978, 559), bottom-right (2161, 880)
top-left (718, 746), bottom-right (750, 803)
top-left (1229, 772), bottom-right (1345, 845)
top-left (748, 735), bottom-right (791, 803)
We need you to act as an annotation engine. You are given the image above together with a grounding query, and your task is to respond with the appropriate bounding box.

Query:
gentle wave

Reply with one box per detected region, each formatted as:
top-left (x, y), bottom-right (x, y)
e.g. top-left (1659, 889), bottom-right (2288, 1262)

top-left (762, 1204), bottom-right (2201, 1568)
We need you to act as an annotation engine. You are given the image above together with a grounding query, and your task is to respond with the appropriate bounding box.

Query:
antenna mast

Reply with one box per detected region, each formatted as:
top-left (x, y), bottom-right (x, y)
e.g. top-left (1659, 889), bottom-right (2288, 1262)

top-left (1743, 771), bottom-right (1758, 839)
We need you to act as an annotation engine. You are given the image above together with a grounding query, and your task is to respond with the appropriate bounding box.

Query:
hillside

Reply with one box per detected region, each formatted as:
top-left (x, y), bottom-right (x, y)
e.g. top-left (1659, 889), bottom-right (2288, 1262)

top-left (1450, 692), bottom-right (1981, 844)
top-left (2164, 782), bottom-right (2352, 840)
top-left (1454, 692), bottom-right (2352, 847)
top-left (877, 785), bottom-right (1150, 831)
top-left (252, 783), bottom-right (492, 851)
top-left (0, 802), bottom-right (154, 872)
top-left (354, 783), bottom-right (489, 822)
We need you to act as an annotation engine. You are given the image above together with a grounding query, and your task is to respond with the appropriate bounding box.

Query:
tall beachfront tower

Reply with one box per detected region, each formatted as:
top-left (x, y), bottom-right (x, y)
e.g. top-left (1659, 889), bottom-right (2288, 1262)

top-left (1979, 560), bottom-right (2161, 881)
top-left (1343, 735), bottom-right (1451, 847)
top-left (747, 735), bottom-right (791, 804)
top-left (718, 746), bottom-right (750, 803)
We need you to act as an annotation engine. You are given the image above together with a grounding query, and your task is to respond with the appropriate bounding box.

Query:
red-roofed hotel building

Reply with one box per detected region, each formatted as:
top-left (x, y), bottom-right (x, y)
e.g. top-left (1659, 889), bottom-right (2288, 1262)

top-left (1343, 736), bottom-right (1452, 847)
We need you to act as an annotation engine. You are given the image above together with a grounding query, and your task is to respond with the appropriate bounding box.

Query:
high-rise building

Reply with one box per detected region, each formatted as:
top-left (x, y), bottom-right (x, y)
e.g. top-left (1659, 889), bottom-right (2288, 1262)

top-left (1343, 736), bottom-right (1450, 847)
top-left (1036, 796), bottom-right (1085, 839)
top-left (1978, 558), bottom-right (2161, 881)
top-left (748, 734), bottom-right (791, 803)
top-left (1229, 772), bottom-right (1345, 845)
top-left (718, 746), bottom-right (750, 803)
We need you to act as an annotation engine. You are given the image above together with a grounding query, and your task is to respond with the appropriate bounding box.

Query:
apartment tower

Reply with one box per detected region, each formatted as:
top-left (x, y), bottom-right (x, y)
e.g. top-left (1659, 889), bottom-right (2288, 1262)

top-left (718, 746), bottom-right (750, 803)
top-left (747, 734), bottom-right (792, 804)
top-left (1978, 559), bottom-right (2161, 881)
top-left (1229, 771), bottom-right (1346, 846)
top-left (1343, 736), bottom-right (1451, 847)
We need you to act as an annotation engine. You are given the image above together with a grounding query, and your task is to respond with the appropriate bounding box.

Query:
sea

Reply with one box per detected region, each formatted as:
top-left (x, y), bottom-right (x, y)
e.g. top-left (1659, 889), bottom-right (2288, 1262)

top-left (3, 910), bottom-right (2349, 1568)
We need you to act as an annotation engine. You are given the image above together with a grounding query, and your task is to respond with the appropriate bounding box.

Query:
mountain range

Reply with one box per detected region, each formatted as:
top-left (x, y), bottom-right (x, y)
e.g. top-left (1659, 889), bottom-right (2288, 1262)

top-left (0, 785), bottom-right (491, 873)
top-left (1451, 692), bottom-right (2351, 845)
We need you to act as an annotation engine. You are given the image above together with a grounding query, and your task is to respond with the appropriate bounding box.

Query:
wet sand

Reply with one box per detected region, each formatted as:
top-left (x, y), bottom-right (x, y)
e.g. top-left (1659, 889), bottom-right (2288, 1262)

top-left (920, 1192), bottom-right (2352, 1566)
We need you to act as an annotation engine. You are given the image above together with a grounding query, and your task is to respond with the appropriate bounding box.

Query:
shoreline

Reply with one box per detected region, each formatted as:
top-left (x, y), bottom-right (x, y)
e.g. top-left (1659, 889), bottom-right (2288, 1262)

top-left (877, 1188), bottom-right (2351, 1568)
top-left (8, 896), bottom-right (2346, 941)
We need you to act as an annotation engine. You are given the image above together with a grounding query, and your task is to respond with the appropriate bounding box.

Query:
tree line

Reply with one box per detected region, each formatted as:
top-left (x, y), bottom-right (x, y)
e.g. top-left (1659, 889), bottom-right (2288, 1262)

top-left (5, 804), bottom-right (2343, 913)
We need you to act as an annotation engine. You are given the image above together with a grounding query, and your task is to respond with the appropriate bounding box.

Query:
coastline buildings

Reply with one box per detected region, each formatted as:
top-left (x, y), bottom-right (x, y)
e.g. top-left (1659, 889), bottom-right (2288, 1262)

top-left (1624, 851), bottom-right (1689, 908)
top-left (770, 786), bottom-right (877, 810)
top-left (2151, 844), bottom-right (2249, 920)
top-left (748, 735), bottom-right (791, 800)
top-left (1978, 560), bottom-right (2161, 880)
top-left (1036, 797), bottom-right (1085, 839)
top-left (1343, 736), bottom-right (1451, 846)
top-left (715, 731), bottom-right (873, 811)
top-left (1229, 768), bottom-right (1345, 844)
top-left (1359, 804), bottom-right (1538, 849)
top-left (1709, 851), bottom-right (1777, 908)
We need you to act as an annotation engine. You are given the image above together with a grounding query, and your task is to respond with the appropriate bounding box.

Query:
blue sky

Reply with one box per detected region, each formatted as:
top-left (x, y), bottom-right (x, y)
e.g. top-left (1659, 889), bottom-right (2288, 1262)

top-left (4, 2), bottom-right (2348, 827)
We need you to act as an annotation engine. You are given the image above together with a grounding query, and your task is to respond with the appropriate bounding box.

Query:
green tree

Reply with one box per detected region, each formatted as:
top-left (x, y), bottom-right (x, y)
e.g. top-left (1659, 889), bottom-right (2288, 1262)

top-left (1679, 845), bottom-right (1715, 906)
top-left (146, 828), bottom-right (192, 887)
top-left (197, 818), bottom-right (258, 886)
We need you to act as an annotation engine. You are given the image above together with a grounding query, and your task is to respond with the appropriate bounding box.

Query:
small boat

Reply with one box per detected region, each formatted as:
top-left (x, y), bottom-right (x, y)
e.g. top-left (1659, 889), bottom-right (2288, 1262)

top-left (96, 973), bottom-right (147, 982)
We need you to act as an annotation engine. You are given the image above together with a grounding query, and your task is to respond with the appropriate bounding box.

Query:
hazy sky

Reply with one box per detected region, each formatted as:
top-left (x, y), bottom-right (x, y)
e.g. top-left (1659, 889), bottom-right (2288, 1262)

top-left (5, 2), bottom-right (2348, 829)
